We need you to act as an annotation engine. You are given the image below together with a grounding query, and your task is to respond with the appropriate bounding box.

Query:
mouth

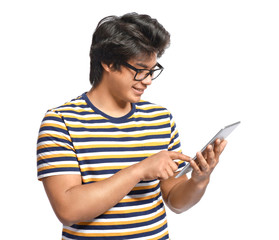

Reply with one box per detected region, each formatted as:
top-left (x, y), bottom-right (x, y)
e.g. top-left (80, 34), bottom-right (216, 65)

top-left (132, 86), bottom-right (146, 95)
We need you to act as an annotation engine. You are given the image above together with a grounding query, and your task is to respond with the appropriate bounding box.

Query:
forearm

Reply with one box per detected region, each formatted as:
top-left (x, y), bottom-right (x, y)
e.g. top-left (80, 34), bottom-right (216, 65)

top-left (56, 164), bottom-right (141, 225)
top-left (167, 178), bottom-right (209, 214)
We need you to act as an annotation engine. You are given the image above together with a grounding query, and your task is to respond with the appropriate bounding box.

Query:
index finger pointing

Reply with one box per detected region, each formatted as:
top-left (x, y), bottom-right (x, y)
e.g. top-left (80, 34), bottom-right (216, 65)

top-left (168, 151), bottom-right (191, 162)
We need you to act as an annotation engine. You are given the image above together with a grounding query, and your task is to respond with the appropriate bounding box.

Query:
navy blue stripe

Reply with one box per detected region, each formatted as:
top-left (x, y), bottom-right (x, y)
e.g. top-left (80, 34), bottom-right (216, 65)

top-left (39, 125), bottom-right (69, 135)
top-left (62, 114), bottom-right (169, 124)
top-left (97, 201), bottom-right (164, 219)
top-left (128, 184), bottom-right (160, 195)
top-left (79, 157), bottom-right (144, 165)
top-left (43, 113), bottom-right (64, 122)
top-left (55, 109), bottom-right (95, 115)
top-left (66, 123), bottom-right (170, 132)
top-left (37, 146), bottom-right (74, 154)
top-left (72, 211), bottom-right (166, 231)
top-left (114, 193), bottom-right (161, 208)
top-left (37, 136), bottom-right (71, 145)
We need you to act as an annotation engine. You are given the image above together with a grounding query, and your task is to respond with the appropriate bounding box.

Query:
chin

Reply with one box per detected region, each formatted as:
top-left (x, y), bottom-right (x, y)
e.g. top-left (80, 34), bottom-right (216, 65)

top-left (131, 96), bottom-right (142, 103)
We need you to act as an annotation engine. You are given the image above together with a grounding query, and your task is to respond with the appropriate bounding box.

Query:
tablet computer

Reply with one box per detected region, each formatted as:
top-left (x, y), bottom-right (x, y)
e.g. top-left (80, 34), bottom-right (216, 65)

top-left (175, 121), bottom-right (241, 178)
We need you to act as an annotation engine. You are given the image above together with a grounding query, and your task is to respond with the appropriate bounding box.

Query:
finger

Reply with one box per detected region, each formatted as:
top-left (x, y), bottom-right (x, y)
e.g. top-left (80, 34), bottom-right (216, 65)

top-left (196, 151), bottom-right (209, 171)
top-left (202, 150), bottom-right (207, 160)
top-left (219, 140), bottom-right (228, 153)
top-left (169, 161), bottom-right (179, 172)
top-left (214, 139), bottom-right (227, 158)
top-left (168, 151), bottom-right (191, 162)
top-left (189, 158), bottom-right (202, 174)
top-left (206, 144), bottom-right (215, 166)
top-left (166, 167), bottom-right (174, 178)
top-left (158, 171), bottom-right (170, 181)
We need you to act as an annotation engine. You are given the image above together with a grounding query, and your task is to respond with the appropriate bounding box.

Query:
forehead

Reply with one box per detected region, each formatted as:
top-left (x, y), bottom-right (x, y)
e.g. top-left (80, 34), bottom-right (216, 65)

top-left (129, 53), bottom-right (158, 68)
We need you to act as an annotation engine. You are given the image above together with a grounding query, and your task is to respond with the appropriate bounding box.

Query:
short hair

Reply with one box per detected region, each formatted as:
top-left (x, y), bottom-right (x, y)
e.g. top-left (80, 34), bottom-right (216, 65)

top-left (89, 12), bottom-right (170, 87)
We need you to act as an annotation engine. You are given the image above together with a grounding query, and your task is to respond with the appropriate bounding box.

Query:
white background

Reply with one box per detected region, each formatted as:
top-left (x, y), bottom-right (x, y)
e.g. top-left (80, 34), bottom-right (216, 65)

top-left (1, 0), bottom-right (278, 239)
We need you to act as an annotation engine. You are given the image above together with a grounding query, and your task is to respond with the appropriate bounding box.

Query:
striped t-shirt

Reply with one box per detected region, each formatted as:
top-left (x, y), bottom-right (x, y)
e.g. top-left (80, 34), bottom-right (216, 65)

top-left (37, 93), bottom-right (185, 240)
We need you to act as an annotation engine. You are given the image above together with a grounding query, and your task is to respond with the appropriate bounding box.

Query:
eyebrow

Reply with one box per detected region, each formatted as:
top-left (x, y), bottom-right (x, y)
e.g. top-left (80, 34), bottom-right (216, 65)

top-left (135, 62), bottom-right (158, 69)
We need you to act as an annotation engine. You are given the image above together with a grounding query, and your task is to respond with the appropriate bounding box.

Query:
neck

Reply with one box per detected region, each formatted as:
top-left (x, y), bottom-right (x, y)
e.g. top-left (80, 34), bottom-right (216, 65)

top-left (87, 86), bottom-right (132, 118)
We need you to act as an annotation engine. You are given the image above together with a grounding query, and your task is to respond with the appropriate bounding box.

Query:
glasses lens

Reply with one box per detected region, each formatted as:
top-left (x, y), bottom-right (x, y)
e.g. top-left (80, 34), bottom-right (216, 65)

top-left (151, 69), bottom-right (163, 80)
top-left (135, 68), bottom-right (163, 81)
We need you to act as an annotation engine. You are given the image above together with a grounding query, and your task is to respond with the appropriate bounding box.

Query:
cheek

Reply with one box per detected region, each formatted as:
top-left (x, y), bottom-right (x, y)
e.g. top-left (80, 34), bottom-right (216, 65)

top-left (110, 76), bottom-right (132, 95)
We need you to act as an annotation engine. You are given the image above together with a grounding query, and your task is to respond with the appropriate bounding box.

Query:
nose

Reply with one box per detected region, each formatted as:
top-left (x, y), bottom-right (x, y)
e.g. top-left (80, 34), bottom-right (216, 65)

top-left (141, 74), bottom-right (152, 86)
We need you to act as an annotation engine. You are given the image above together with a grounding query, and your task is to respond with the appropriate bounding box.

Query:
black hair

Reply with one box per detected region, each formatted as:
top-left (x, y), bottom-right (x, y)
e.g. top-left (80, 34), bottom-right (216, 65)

top-left (89, 12), bottom-right (170, 87)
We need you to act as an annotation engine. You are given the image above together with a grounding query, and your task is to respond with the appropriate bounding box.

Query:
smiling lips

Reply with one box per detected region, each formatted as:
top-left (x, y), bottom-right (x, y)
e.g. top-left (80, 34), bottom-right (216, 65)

top-left (133, 86), bottom-right (146, 95)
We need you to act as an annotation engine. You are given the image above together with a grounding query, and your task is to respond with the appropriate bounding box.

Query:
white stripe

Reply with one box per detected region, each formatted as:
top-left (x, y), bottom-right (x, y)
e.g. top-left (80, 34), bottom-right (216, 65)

top-left (39, 130), bottom-right (70, 140)
top-left (66, 117), bottom-right (169, 127)
top-left (74, 138), bottom-right (168, 147)
top-left (80, 162), bottom-right (136, 169)
top-left (88, 205), bottom-right (164, 223)
top-left (77, 149), bottom-right (160, 157)
top-left (38, 150), bottom-right (75, 157)
top-left (37, 161), bottom-right (78, 169)
top-left (38, 171), bottom-right (80, 179)
top-left (70, 127), bottom-right (170, 136)
top-left (134, 227), bottom-right (168, 240)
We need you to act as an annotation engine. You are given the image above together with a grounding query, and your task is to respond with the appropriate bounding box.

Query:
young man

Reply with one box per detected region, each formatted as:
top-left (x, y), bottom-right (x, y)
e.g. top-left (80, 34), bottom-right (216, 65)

top-left (37, 13), bottom-right (227, 239)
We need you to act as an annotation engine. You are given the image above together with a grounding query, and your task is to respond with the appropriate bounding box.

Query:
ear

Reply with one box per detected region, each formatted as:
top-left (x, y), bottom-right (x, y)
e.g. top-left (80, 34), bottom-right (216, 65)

top-left (101, 62), bottom-right (113, 72)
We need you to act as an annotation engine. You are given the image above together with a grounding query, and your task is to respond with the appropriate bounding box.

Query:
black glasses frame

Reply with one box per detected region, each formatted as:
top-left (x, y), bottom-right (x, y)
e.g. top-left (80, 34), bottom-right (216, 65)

top-left (122, 62), bottom-right (164, 81)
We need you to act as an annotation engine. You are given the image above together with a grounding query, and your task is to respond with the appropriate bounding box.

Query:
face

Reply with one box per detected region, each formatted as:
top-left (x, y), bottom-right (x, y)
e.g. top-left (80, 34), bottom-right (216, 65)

top-left (104, 53), bottom-right (158, 104)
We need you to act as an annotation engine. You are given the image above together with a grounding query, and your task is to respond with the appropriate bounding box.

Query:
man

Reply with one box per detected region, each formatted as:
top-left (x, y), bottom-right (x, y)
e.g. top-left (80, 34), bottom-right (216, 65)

top-left (37, 12), bottom-right (227, 239)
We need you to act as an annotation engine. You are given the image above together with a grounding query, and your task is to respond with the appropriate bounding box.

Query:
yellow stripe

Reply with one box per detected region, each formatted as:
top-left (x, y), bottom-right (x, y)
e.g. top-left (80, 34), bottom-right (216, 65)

top-left (132, 182), bottom-right (159, 191)
top-left (81, 165), bottom-right (128, 171)
top-left (38, 133), bottom-right (71, 142)
top-left (38, 164), bottom-right (79, 172)
top-left (54, 107), bottom-right (92, 113)
top-left (75, 141), bottom-right (168, 150)
top-left (63, 219), bottom-right (167, 237)
top-left (136, 105), bottom-right (165, 111)
top-left (132, 112), bottom-right (168, 119)
top-left (71, 130), bottom-right (170, 139)
top-left (62, 114), bottom-right (105, 121)
top-left (62, 101), bottom-right (87, 106)
top-left (105, 199), bottom-right (163, 215)
top-left (37, 143), bottom-right (73, 151)
top-left (66, 120), bottom-right (169, 130)
top-left (40, 123), bottom-right (67, 130)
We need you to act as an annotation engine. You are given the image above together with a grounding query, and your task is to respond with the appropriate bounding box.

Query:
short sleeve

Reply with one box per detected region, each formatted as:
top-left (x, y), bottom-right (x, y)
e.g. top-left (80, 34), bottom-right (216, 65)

top-left (168, 113), bottom-right (186, 171)
top-left (37, 110), bottom-right (81, 180)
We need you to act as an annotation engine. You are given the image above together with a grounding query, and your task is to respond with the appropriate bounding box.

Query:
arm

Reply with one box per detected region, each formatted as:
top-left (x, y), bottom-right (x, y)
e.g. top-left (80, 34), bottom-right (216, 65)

top-left (160, 139), bottom-right (227, 213)
top-left (43, 164), bottom-right (141, 226)
top-left (42, 150), bottom-right (189, 226)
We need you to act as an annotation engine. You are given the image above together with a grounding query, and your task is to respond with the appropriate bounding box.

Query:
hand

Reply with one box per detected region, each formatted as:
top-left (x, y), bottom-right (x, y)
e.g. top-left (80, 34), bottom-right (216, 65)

top-left (137, 150), bottom-right (190, 181)
top-left (189, 139), bottom-right (227, 184)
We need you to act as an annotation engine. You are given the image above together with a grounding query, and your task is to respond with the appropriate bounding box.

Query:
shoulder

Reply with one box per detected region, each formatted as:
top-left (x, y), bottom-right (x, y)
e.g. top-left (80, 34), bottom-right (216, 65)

top-left (48, 94), bottom-right (87, 114)
top-left (135, 100), bottom-right (170, 114)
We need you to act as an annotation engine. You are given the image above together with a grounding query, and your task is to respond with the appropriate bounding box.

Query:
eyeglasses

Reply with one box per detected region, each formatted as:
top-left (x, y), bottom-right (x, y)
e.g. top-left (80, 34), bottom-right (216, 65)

top-left (122, 62), bottom-right (164, 81)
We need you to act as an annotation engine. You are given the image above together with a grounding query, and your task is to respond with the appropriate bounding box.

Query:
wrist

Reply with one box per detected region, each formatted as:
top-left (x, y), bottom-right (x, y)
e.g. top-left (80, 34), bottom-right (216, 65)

top-left (129, 162), bottom-right (145, 182)
top-left (190, 176), bottom-right (210, 190)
